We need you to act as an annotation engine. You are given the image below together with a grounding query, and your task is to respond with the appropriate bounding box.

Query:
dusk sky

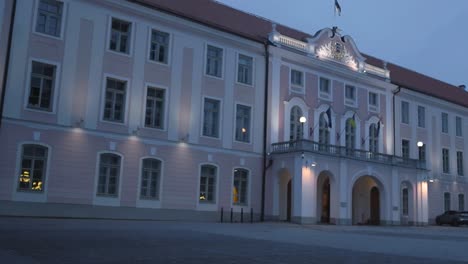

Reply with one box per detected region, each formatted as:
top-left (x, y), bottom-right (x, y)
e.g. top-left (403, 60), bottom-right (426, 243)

top-left (217, 0), bottom-right (468, 87)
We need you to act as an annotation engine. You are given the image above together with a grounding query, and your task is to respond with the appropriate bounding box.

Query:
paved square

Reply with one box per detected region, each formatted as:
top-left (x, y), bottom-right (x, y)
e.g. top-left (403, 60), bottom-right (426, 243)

top-left (0, 218), bottom-right (467, 263)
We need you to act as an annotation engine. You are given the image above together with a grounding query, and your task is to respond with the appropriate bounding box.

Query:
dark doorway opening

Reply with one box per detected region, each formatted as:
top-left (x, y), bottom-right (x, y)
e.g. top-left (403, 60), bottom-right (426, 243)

top-left (321, 178), bottom-right (330, 223)
top-left (370, 187), bottom-right (380, 225)
top-left (287, 180), bottom-right (292, 221)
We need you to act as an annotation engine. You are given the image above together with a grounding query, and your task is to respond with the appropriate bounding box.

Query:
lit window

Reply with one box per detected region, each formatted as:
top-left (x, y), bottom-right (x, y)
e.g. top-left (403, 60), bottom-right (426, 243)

top-left (35, 0), bottom-right (63, 37)
top-left (109, 18), bottom-right (131, 54)
top-left (442, 112), bottom-right (448, 133)
top-left (18, 144), bottom-right (48, 192)
top-left (28, 61), bottom-right (56, 111)
top-left (235, 104), bottom-right (251, 143)
top-left (145, 87), bottom-right (165, 129)
top-left (140, 158), bottom-right (161, 200)
top-left (442, 148), bottom-right (450, 174)
top-left (203, 98), bottom-right (220, 138)
top-left (233, 169), bottom-right (248, 205)
top-left (206, 45), bottom-right (223, 78)
top-left (97, 153), bottom-right (121, 196)
top-left (401, 101), bottom-right (409, 124)
top-left (417, 106), bottom-right (425, 128)
top-left (199, 165), bottom-right (217, 203)
top-left (103, 78), bottom-right (126, 123)
top-left (237, 54), bottom-right (253, 85)
top-left (149, 29), bottom-right (169, 64)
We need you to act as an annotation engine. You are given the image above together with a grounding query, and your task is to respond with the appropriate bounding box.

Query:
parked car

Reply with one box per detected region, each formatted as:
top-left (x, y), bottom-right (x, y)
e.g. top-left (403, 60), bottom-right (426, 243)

top-left (435, 211), bottom-right (468, 226)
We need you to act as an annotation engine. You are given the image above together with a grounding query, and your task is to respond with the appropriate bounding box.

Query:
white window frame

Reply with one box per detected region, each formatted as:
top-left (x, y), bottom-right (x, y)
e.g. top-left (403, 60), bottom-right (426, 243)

top-left (417, 105), bottom-right (425, 128)
top-left (401, 139), bottom-right (410, 159)
top-left (93, 151), bottom-right (124, 207)
top-left (106, 15), bottom-right (134, 57)
top-left (457, 151), bottom-right (464, 176)
top-left (142, 83), bottom-right (168, 131)
top-left (368, 92), bottom-right (379, 113)
top-left (32, 0), bottom-right (67, 40)
top-left (24, 58), bottom-right (61, 115)
top-left (236, 53), bottom-right (254, 87)
top-left (204, 43), bottom-right (224, 80)
top-left (401, 101), bottom-right (409, 124)
top-left (318, 76), bottom-right (332, 101)
top-left (442, 148), bottom-right (450, 174)
top-left (231, 167), bottom-right (251, 208)
top-left (441, 112), bottom-right (449, 134)
top-left (344, 84), bottom-right (357, 107)
top-left (196, 163), bottom-right (219, 211)
top-left (234, 102), bottom-right (253, 144)
top-left (147, 27), bottom-right (172, 66)
top-left (136, 156), bottom-right (164, 209)
top-left (290, 68), bottom-right (305, 95)
top-left (456, 116), bottom-right (463, 137)
top-left (201, 96), bottom-right (223, 139)
top-left (99, 74), bottom-right (131, 126)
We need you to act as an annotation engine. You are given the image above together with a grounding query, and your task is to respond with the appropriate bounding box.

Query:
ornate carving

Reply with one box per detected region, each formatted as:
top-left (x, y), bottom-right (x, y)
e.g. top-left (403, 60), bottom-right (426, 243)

top-left (316, 41), bottom-right (358, 70)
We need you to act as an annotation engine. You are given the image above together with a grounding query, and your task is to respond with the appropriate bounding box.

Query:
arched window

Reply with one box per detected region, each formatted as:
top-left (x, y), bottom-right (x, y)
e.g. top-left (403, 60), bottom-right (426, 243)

top-left (140, 158), bottom-right (162, 200)
top-left (290, 106), bottom-right (303, 140)
top-left (199, 165), bottom-right (217, 203)
top-left (319, 112), bottom-right (329, 145)
top-left (369, 123), bottom-right (379, 153)
top-left (18, 144), bottom-right (48, 192)
top-left (233, 169), bottom-right (249, 205)
top-left (97, 153), bottom-right (121, 196)
top-left (345, 118), bottom-right (356, 150)
top-left (402, 188), bottom-right (409, 216)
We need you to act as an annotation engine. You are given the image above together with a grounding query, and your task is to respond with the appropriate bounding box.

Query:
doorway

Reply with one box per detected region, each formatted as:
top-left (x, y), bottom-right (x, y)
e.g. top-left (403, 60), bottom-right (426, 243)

top-left (370, 187), bottom-right (380, 225)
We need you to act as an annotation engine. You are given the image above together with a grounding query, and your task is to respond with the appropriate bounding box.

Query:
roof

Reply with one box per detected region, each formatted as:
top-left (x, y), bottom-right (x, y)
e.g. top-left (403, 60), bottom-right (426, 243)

top-left (131, 0), bottom-right (468, 109)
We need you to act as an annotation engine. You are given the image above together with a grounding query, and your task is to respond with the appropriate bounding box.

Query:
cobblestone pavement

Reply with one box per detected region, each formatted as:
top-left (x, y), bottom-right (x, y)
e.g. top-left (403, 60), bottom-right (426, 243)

top-left (0, 218), bottom-right (467, 263)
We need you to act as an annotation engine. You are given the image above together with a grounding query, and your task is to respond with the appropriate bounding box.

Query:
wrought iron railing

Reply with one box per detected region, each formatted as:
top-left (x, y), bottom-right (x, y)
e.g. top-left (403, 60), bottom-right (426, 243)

top-left (271, 139), bottom-right (426, 170)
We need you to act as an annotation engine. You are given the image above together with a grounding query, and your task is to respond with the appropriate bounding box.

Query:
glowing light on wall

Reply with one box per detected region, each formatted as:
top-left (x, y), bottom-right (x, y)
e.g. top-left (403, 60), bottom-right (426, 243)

top-left (316, 42), bottom-right (358, 71)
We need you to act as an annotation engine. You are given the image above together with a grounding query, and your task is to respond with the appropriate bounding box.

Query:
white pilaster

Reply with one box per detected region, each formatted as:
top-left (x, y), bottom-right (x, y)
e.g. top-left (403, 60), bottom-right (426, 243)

top-left (222, 48), bottom-right (235, 149)
top-left (167, 33), bottom-right (184, 141)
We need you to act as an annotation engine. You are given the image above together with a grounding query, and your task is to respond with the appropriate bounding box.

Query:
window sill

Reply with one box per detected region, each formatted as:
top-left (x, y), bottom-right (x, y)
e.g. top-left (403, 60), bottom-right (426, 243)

top-left (106, 49), bottom-right (133, 58)
top-left (146, 58), bottom-right (170, 67)
top-left (204, 73), bottom-right (224, 81)
top-left (32, 31), bottom-right (63, 41)
top-left (236, 80), bottom-right (254, 88)
top-left (25, 107), bottom-right (56, 115)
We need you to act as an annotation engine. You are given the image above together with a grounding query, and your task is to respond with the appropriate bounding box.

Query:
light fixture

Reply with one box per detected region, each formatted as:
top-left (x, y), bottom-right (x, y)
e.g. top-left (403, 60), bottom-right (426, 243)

top-left (417, 141), bottom-right (424, 147)
top-left (311, 162), bottom-right (317, 167)
top-left (299, 116), bottom-right (307, 123)
top-left (429, 179), bottom-right (434, 183)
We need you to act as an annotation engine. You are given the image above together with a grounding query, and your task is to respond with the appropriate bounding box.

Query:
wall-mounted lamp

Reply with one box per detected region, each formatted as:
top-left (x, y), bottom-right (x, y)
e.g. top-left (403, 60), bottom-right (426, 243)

top-left (417, 141), bottom-right (424, 147)
top-left (311, 162), bottom-right (317, 167)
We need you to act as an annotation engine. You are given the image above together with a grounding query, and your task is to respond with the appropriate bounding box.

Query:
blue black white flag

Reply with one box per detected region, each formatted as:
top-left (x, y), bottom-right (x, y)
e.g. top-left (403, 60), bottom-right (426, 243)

top-left (335, 0), bottom-right (342, 16)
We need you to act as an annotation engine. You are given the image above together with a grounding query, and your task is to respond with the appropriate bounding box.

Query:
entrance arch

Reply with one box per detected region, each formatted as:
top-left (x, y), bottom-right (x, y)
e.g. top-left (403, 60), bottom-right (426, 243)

top-left (278, 168), bottom-right (292, 221)
top-left (316, 170), bottom-right (334, 224)
top-left (352, 176), bottom-right (385, 225)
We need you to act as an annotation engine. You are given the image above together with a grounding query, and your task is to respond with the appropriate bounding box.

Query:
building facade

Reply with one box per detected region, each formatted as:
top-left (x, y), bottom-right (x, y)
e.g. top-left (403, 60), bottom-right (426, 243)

top-left (0, 0), bottom-right (466, 225)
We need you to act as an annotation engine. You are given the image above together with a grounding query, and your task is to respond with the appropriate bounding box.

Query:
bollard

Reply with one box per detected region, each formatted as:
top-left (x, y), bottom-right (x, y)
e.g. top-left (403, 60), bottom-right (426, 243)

top-left (230, 208), bottom-right (233, 223)
top-left (241, 208), bottom-right (243, 223)
top-left (250, 208), bottom-right (253, 223)
top-left (220, 207), bottom-right (224, 223)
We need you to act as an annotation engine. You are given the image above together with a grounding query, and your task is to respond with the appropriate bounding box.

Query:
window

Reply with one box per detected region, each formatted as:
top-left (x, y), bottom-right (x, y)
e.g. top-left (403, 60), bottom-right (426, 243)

top-left (28, 61), bottom-right (56, 111)
top-left (291, 69), bottom-right (304, 87)
top-left (109, 18), bottom-right (131, 54)
top-left (345, 118), bottom-right (356, 151)
top-left (103, 78), bottom-right (126, 123)
top-left (290, 106), bottom-right (303, 140)
top-left (233, 169), bottom-right (248, 205)
top-left (456, 116), bottom-right (462, 137)
top-left (237, 54), bottom-right (253, 85)
top-left (97, 153), bottom-right (121, 196)
top-left (149, 29), bottom-right (169, 64)
top-left (319, 77), bottom-right (331, 98)
top-left (206, 45), bottom-right (223, 78)
top-left (442, 112), bottom-right (448, 133)
top-left (444, 192), bottom-right (451, 211)
top-left (369, 124), bottom-right (379, 153)
top-left (442, 148), bottom-right (450, 174)
top-left (457, 151), bottom-right (464, 176)
top-left (417, 106), bottom-right (425, 128)
top-left (235, 104), bottom-right (251, 143)
top-left (199, 165), bottom-right (217, 203)
top-left (319, 112), bottom-right (330, 145)
top-left (140, 158), bottom-right (161, 200)
top-left (145, 87), bottom-right (165, 129)
top-left (345, 85), bottom-right (356, 105)
top-left (402, 188), bottom-right (409, 216)
top-left (402, 140), bottom-right (410, 159)
top-left (368, 92), bottom-right (379, 112)
top-left (35, 0), bottom-right (63, 37)
top-left (418, 144), bottom-right (426, 161)
top-left (18, 144), bottom-right (48, 192)
top-left (459, 194), bottom-right (465, 211)
top-left (202, 98), bottom-right (220, 138)
top-left (401, 101), bottom-right (409, 124)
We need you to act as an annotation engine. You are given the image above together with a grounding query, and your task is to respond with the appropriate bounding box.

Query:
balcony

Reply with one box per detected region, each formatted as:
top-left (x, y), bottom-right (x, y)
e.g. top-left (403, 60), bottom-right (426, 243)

top-left (271, 139), bottom-right (426, 170)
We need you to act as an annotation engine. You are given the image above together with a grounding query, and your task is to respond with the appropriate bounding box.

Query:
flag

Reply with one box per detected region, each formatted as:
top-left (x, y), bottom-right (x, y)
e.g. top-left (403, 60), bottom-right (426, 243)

top-left (335, 0), bottom-right (342, 16)
top-left (349, 113), bottom-right (356, 128)
top-left (326, 107), bottom-right (332, 128)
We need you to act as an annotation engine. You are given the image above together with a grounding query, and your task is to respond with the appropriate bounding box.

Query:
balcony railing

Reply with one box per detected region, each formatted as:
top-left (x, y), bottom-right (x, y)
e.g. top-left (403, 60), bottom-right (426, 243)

top-left (271, 139), bottom-right (426, 170)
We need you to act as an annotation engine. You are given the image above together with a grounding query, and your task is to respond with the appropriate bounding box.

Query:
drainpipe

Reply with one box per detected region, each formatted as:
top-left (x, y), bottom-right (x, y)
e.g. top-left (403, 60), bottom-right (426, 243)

top-left (392, 86), bottom-right (402, 156)
top-left (260, 41), bottom-right (270, 222)
top-left (0, 0), bottom-right (17, 128)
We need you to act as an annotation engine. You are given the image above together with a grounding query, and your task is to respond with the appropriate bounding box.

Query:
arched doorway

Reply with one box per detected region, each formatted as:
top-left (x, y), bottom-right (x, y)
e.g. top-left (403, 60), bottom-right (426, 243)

top-left (278, 168), bottom-right (292, 221)
top-left (316, 171), bottom-right (334, 224)
top-left (352, 176), bottom-right (384, 225)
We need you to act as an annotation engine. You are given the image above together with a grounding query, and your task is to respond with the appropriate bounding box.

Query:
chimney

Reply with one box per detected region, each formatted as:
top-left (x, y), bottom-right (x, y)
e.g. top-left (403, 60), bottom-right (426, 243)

top-left (459, 84), bottom-right (467, 92)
